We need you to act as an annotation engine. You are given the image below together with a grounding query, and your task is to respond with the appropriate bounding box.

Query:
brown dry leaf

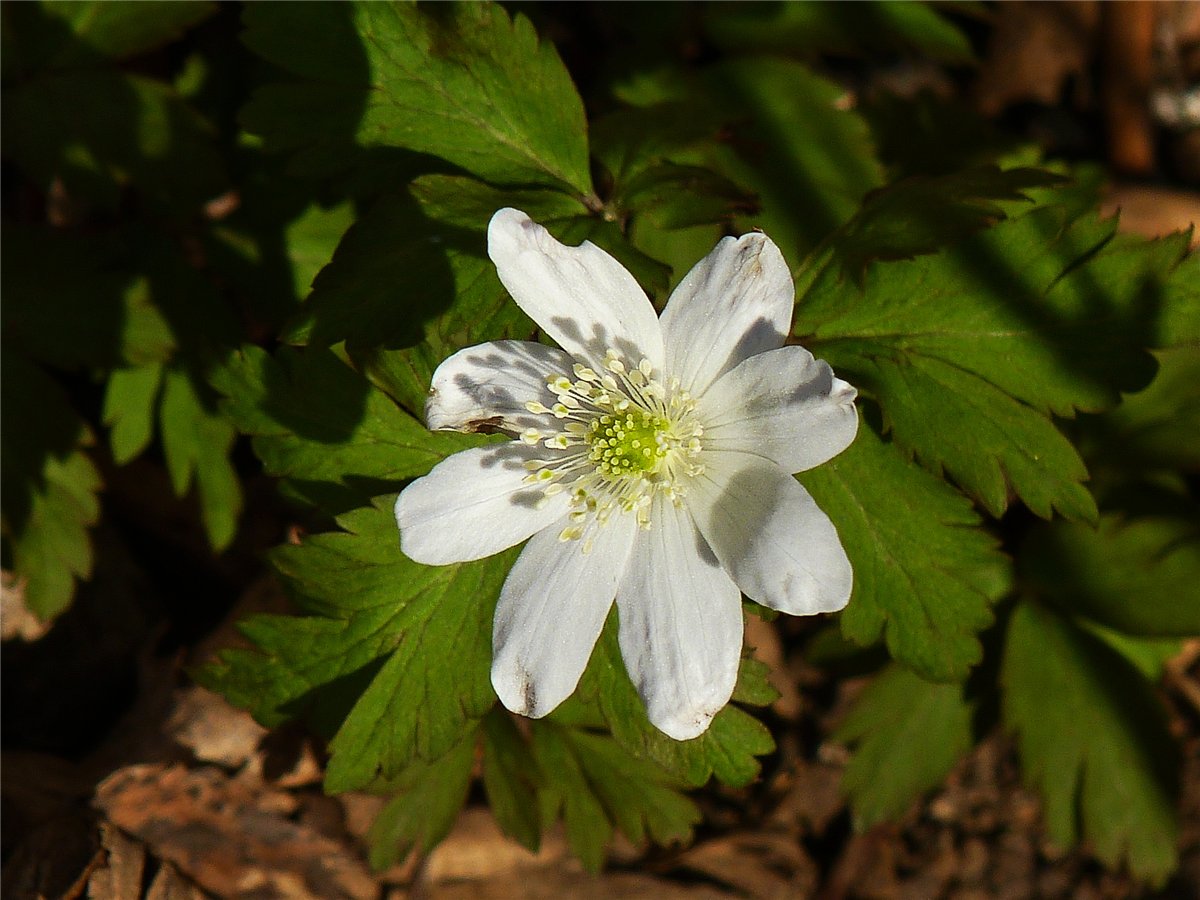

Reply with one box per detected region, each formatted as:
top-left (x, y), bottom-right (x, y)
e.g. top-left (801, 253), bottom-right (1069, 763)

top-left (1, 570), bottom-right (52, 642)
top-left (424, 870), bottom-right (737, 900)
top-left (421, 808), bottom-right (570, 884)
top-left (144, 862), bottom-right (208, 900)
top-left (94, 763), bottom-right (377, 900)
top-left (676, 831), bottom-right (816, 900)
top-left (87, 822), bottom-right (146, 900)
top-left (167, 685), bottom-right (269, 770)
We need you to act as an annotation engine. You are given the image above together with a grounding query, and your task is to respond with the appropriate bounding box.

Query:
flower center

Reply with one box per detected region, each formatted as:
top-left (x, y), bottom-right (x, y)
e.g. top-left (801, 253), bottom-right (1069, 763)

top-left (587, 410), bottom-right (668, 477)
top-left (519, 349), bottom-right (704, 547)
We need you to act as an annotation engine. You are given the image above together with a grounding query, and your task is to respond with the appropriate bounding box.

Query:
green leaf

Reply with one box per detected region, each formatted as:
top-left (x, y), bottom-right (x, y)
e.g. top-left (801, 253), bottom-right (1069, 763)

top-left (199, 499), bottom-right (515, 790)
top-left (240, 2), bottom-right (594, 196)
top-left (532, 720), bottom-right (700, 872)
top-left (1, 226), bottom-right (175, 370)
top-left (159, 367), bottom-right (242, 551)
top-left (1002, 600), bottom-right (1179, 885)
top-left (0, 354), bottom-right (101, 621)
top-left (797, 208), bottom-right (1188, 519)
top-left (2, 70), bottom-right (226, 214)
top-left (285, 201), bottom-right (357, 301)
top-left (481, 710), bottom-right (543, 852)
top-left (835, 664), bottom-right (975, 826)
top-left (102, 362), bottom-right (164, 465)
top-left (292, 177), bottom-right (665, 414)
top-left (530, 722), bottom-right (612, 873)
top-left (828, 166), bottom-right (1066, 279)
top-left (615, 162), bottom-right (758, 230)
top-left (365, 730), bottom-right (477, 869)
top-left (702, 1), bottom-right (976, 63)
top-left (210, 344), bottom-right (466, 511)
top-left (1022, 514), bottom-right (1200, 638)
top-left (1156, 251), bottom-right (1199, 347)
top-left (2, 1), bottom-right (216, 74)
top-left (575, 618), bottom-right (776, 789)
top-left (1083, 346), bottom-right (1200, 472)
top-left (699, 58), bottom-right (885, 264)
top-left (283, 184), bottom-right (575, 352)
top-left (799, 422), bottom-right (1011, 682)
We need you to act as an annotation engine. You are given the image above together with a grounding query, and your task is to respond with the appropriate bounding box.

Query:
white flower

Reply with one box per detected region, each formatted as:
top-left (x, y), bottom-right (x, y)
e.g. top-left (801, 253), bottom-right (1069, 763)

top-left (395, 208), bottom-right (858, 740)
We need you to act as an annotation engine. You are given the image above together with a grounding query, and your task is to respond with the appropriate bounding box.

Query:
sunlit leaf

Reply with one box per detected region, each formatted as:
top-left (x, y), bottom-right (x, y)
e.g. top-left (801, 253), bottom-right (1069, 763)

top-left (800, 422), bottom-right (1011, 681)
top-left (241, 2), bottom-right (594, 195)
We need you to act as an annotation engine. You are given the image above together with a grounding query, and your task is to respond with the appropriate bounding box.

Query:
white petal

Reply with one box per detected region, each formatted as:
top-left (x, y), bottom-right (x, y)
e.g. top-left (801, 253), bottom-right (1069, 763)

top-left (659, 232), bottom-right (793, 398)
top-left (492, 515), bottom-right (638, 719)
top-left (426, 339), bottom-right (573, 433)
top-left (615, 496), bottom-right (743, 740)
top-left (698, 345), bottom-right (858, 474)
top-left (687, 451), bottom-right (852, 615)
top-left (487, 208), bottom-right (664, 371)
top-left (395, 443), bottom-right (570, 565)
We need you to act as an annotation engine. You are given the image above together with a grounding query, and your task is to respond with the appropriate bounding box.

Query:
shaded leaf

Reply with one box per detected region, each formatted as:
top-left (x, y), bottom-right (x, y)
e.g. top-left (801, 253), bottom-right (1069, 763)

top-left (703, 1), bottom-right (976, 63)
top-left (835, 663), bottom-right (975, 826)
top-left (366, 731), bottom-right (477, 869)
top-left (828, 166), bottom-right (1066, 280)
top-left (1022, 513), bottom-right (1200, 638)
top-left (1003, 599), bottom-right (1179, 885)
top-left (0, 355), bottom-right (101, 621)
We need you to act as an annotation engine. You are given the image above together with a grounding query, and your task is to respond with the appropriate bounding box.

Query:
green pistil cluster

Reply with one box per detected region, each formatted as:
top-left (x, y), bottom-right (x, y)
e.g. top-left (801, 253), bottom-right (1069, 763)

top-left (587, 409), bottom-right (668, 478)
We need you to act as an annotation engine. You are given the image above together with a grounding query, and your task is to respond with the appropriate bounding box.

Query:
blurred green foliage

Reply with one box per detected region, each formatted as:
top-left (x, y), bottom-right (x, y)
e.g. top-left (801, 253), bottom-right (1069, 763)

top-left (2, 0), bottom-right (1195, 885)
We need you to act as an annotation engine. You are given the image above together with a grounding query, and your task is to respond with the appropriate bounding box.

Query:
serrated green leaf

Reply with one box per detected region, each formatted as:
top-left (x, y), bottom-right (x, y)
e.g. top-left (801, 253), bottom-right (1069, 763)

top-left (1084, 347), bottom-right (1200, 472)
top-left (102, 363), bottom-right (163, 465)
top-left (530, 722), bottom-right (612, 873)
top-left (210, 344), bottom-right (466, 512)
top-left (574, 618), bottom-right (776, 789)
top-left (482, 709), bottom-right (543, 852)
top-left (829, 166), bottom-right (1066, 279)
top-left (703, 1), bottom-right (976, 63)
top-left (2, 70), bottom-right (226, 214)
top-left (835, 664), bottom-right (975, 827)
top-left (1157, 251), bottom-right (1199, 347)
top-left (530, 720), bottom-right (700, 872)
top-left (799, 422), bottom-right (1011, 682)
top-left (240, 2), bottom-right (593, 196)
top-left (199, 499), bottom-right (515, 789)
top-left (567, 729), bottom-right (701, 848)
top-left (616, 162), bottom-right (757, 230)
top-left (1, 354), bottom-right (101, 621)
top-left (159, 367), bottom-right (241, 551)
top-left (798, 208), bottom-right (1188, 519)
top-left (1002, 599), bottom-right (1179, 885)
top-left (1022, 514), bottom-right (1200, 638)
top-left (366, 730), bottom-right (477, 869)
